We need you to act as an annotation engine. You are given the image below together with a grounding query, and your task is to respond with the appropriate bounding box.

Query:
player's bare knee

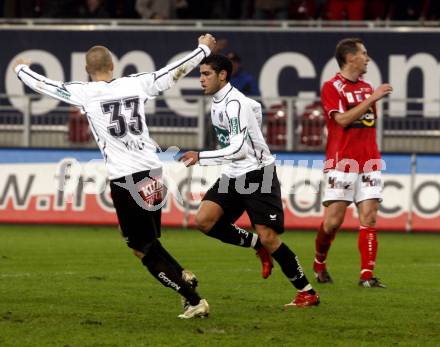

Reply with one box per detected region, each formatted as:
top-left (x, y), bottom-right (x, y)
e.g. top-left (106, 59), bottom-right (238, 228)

top-left (256, 226), bottom-right (281, 250)
top-left (195, 213), bottom-right (214, 233)
top-left (360, 212), bottom-right (377, 227)
top-left (324, 216), bottom-right (343, 233)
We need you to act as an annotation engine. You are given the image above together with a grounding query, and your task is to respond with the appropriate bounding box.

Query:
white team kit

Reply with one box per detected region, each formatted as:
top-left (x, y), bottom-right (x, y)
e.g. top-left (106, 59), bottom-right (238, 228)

top-left (14, 44), bottom-right (211, 179)
top-left (14, 42), bottom-right (217, 318)
top-left (199, 82), bottom-right (274, 178)
top-left (200, 82), bottom-right (284, 234)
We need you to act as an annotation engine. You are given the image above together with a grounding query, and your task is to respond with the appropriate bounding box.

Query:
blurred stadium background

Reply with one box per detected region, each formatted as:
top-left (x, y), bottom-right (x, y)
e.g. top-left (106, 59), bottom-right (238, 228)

top-left (1, 1), bottom-right (440, 232)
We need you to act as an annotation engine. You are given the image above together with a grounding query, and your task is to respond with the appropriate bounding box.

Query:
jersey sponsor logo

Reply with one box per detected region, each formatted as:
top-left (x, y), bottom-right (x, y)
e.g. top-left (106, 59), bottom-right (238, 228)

top-left (230, 117), bottom-right (239, 135)
top-left (351, 111), bottom-right (375, 128)
top-left (270, 214), bottom-right (277, 221)
top-left (213, 125), bottom-right (230, 148)
top-left (360, 111), bottom-right (375, 127)
top-left (347, 105), bottom-right (376, 128)
top-left (56, 87), bottom-right (71, 100)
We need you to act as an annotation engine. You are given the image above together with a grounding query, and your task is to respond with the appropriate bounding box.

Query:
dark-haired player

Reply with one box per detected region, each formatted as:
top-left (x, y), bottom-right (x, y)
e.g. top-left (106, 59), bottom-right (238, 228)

top-left (179, 54), bottom-right (319, 307)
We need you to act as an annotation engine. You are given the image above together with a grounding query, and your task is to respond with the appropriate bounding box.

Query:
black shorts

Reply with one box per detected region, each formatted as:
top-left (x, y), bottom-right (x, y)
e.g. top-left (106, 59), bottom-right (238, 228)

top-left (203, 164), bottom-right (284, 234)
top-left (110, 168), bottom-right (164, 252)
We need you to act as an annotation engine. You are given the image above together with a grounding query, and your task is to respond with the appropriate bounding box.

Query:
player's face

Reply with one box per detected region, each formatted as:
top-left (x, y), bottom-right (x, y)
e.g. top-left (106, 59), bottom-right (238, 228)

top-left (199, 64), bottom-right (223, 95)
top-left (352, 43), bottom-right (370, 75)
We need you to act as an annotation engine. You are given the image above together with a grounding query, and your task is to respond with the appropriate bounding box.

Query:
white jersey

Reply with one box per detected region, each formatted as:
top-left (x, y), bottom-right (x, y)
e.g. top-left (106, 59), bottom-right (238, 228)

top-left (15, 44), bottom-right (211, 179)
top-left (199, 83), bottom-right (274, 178)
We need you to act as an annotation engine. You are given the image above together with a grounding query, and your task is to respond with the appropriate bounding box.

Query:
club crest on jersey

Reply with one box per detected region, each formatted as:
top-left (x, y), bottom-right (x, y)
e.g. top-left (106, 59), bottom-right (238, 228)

top-left (214, 125), bottom-right (230, 148)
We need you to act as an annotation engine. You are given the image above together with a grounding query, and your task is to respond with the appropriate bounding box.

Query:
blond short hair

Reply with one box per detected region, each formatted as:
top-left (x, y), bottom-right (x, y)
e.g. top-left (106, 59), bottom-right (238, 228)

top-left (86, 46), bottom-right (113, 74)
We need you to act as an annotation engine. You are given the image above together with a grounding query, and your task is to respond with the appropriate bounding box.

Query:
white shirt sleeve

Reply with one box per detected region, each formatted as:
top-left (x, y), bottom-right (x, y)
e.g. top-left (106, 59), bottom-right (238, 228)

top-left (249, 98), bottom-right (263, 128)
top-left (15, 64), bottom-right (86, 107)
top-left (199, 100), bottom-right (249, 166)
top-left (135, 44), bottom-right (211, 97)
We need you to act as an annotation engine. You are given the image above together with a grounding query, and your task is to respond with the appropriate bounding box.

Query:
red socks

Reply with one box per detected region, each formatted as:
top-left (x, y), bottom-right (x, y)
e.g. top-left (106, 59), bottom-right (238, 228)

top-left (315, 223), bottom-right (378, 280)
top-left (314, 222), bottom-right (336, 271)
top-left (358, 226), bottom-right (378, 280)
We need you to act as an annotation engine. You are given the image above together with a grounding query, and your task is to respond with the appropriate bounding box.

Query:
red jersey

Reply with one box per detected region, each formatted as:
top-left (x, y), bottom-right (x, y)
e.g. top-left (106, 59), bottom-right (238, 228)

top-left (321, 73), bottom-right (381, 173)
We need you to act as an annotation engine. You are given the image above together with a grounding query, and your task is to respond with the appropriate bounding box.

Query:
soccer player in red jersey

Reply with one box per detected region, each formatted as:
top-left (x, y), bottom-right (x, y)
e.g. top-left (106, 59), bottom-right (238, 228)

top-left (313, 38), bottom-right (393, 288)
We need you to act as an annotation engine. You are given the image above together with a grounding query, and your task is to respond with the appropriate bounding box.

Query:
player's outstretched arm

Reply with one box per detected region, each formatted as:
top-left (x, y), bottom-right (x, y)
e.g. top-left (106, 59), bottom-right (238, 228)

top-left (13, 58), bottom-right (84, 107)
top-left (140, 34), bottom-right (216, 96)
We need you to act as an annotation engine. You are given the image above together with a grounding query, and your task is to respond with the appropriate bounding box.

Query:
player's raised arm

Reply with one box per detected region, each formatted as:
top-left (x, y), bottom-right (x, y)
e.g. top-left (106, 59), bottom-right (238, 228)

top-left (13, 58), bottom-right (86, 107)
top-left (332, 83), bottom-right (392, 128)
top-left (138, 34), bottom-right (216, 96)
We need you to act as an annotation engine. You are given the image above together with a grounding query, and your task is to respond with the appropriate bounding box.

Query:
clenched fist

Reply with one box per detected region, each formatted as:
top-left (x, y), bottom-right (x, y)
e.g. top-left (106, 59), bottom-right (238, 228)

top-left (198, 33), bottom-right (216, 51)
top-left (12, 58), bottom-right (32, 71)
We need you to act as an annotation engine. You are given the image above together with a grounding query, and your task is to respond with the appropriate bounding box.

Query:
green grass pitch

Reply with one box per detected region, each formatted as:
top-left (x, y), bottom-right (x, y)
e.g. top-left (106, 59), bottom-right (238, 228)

top-left (0, 225), bottom-right (439, 347)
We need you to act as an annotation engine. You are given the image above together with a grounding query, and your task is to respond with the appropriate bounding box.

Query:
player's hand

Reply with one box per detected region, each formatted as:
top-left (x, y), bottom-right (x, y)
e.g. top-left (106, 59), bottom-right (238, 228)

top-left (371, 83), bottom-right (393, 101)
top-left (13, 58), bottom-right (32, 72)
top-left (199, 33), bottom-right (216, 51)
top-left (178, 151), bottom-right (199, 167)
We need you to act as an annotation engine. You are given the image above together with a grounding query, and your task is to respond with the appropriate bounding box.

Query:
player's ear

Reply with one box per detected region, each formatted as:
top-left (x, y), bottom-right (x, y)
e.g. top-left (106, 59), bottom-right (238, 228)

top-left (219, 70), bottom-right (227, 82)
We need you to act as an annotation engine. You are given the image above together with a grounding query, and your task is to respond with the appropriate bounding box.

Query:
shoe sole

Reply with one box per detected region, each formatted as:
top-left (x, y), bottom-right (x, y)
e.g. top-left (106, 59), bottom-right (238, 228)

top-left (284, 298), bottom-right (320, 308)
top-left (178, 312), bottom-right (209, 319)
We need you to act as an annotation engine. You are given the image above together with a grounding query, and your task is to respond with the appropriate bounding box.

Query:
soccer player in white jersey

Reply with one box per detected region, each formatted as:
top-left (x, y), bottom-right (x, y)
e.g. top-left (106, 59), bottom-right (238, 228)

top-left (179, 54), bottom-right (320, 307)
top-left (13, 34), bottom-right (216, 319)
